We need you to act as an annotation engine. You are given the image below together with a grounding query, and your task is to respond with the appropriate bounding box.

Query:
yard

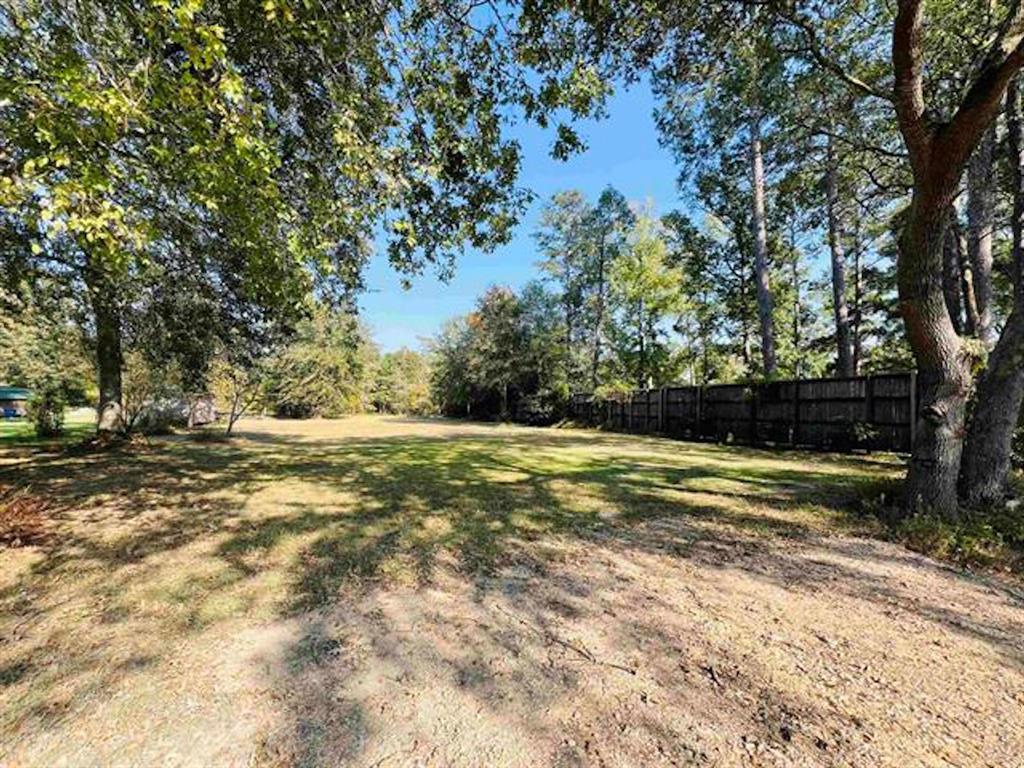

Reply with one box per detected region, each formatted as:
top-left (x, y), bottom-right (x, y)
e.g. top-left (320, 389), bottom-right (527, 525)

top-left (1, 415), bottom-right (1022, 767)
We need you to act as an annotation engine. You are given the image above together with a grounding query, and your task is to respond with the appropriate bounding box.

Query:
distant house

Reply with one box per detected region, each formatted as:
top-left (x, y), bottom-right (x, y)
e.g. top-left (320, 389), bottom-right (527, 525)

top-left (0, 387), bottom-right (31, 418)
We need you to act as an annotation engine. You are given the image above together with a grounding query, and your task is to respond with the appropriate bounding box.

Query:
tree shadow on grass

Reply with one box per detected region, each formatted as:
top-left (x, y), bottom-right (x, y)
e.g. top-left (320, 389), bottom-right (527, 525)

top-left (0, 420), bottom-right (1020, 765)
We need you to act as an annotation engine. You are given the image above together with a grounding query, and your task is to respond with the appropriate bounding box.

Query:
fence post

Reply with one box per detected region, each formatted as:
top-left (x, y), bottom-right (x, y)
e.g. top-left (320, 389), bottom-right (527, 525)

top-left (908, 371), bottom-right (917, 449)
top-left (865, 375), bottom-right (875, 449)
top-left (658, 387), bottom-right (666, 433)
top-left (792, 380), bottom-right (801, 447)
top-left (750, 384), bottom-right (759, 444)
top-left (696, 385), bottom-right (703, 439)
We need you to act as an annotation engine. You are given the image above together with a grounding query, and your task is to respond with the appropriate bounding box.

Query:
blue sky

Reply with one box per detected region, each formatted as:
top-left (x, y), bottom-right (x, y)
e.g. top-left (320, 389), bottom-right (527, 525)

top-left (358, 81), bottom-right (687, 352)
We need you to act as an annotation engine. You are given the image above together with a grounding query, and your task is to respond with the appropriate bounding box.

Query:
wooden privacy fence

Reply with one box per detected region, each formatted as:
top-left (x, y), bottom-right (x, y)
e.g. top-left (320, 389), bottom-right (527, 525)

top-left (569, 372), bottom-right (918, 453)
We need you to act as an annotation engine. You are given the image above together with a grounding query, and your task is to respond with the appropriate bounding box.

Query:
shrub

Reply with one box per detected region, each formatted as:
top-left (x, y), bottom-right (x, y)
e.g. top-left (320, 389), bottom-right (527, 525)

top-left (896, 511), bottom-right (1024, 572)
top-left (27, 383), bottom-right (66, 437)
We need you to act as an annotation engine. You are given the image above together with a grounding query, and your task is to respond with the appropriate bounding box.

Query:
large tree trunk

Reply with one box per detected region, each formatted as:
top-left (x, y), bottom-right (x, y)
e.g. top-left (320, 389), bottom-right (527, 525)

top-left (749, 111), bottom-right (777, 376)
top-left (84, 263), bottom-right (124, 434)
top-left (961, 78), bottom-right (1024, 505)
top-left (961, 311), bottom-right (1024, 504)
top-left (899, 192), bottom-right (972, 520)
top-left (825, 134), bottom-right (854, 376)
top-left (967, 124), bottom-right (998, 347)
top-left (890, 0), bottom-right (1024, 519)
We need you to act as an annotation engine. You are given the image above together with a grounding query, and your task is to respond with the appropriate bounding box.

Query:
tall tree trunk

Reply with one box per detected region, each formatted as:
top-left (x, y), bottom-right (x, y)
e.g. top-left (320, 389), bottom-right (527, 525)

top-left (899, 192), bottom-right (972, 519)
top-left (967, 124), bottom-right (998, 347)
top-left (851, 227), bottom-right (864, 374)
top-left (591, 235), bottom-right (606, 390)
top-left (941, 207), bottom-right (965, 335)
top-left (792, 251), bottom-right (802, 378)
top-left (84, 259), bottom-right (124, 434)
top-left (891, 0), bottom-right (1024, 519)
top-left (951, 215), bottom-right (980, 336)
top-left (825, 133), bottom-right (854, 376)
top-left (961, 78), bottom-right (1024, 504)
top-left (637, 298), bottom-right (646, 389)
top-left (961, 313), bottom-right (1024, 503)
top-left (749, 111), bottom-right (777, 376)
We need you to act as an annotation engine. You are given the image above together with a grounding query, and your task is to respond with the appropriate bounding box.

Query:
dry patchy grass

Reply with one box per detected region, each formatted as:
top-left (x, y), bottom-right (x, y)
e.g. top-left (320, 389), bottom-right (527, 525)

top-left (1, 415), bottom-right (1021, 767)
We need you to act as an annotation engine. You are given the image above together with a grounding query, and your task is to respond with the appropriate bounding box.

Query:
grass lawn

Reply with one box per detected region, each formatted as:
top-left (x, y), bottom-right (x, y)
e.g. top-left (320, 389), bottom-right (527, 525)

top-left (1, 415), bottom-right (1022, 767)
top-left (0, 408), bottom-right (95, 448)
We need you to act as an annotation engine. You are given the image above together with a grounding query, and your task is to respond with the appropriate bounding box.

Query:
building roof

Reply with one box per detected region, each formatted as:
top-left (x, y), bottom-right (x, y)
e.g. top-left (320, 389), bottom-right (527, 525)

top-left (0, 387), bottom-right (31, 400)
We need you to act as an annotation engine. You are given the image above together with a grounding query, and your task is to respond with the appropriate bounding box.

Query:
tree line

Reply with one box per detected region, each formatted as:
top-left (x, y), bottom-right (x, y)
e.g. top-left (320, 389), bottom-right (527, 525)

top-left (4, 0), bottom-right (1024, 519)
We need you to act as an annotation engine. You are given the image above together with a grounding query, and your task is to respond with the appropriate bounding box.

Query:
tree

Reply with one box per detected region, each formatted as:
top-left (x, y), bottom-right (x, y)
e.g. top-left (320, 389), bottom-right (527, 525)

top-left (584, 188), bottom-right (635, 388)
top-left (429, 317), bottom-right (475, 418)
top-left (263, 307), bottom-right (376, 418)
top-left (0, 283), bottom-right (92, 404)
top-left (1, 0), bottom-right (606, 434)
top-left (606, 213), bottom-right (684, 389)
top-left (517, 0), bottom-right (1024, 514)
top-left (373, 349), bottom-right (433, 416)
top-left (535, 191), bottom-right (592, 382)
top-left (652, 14), bottom-right (787, 377)
top-left (961, 75), bottom-right (1024, 504)
top-left (209, 355), bottom-right (264, 436)
top-left (467, 287), bottom-right (528, 417)
top-left (887, 0), bottom-right (1024, 517)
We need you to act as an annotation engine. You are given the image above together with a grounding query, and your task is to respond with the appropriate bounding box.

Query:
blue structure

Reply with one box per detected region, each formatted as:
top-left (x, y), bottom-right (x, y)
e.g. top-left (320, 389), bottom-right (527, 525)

top-left (0, 387), bottom-right (31, 418)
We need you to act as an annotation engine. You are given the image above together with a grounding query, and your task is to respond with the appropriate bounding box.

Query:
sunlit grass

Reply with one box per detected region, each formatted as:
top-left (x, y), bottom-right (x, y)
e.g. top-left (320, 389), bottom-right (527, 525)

top-left (0, 408), bottom-right (95, 446)
top-left (0, 415), bottom-right (904, 746)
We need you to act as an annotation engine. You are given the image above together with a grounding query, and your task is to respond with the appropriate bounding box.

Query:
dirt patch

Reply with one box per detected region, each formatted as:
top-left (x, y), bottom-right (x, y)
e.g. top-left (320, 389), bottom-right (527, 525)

top-left (246, 531), bottom-right (1024, 768)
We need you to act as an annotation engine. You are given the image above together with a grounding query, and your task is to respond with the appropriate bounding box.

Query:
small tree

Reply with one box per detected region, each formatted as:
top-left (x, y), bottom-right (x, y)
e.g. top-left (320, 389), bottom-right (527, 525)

top-left (607, 213), bottom-right (685, 389)
top-left (209, 356), bottom-right (264, 436)
top-left (27, 380), bottom-right (66, 438)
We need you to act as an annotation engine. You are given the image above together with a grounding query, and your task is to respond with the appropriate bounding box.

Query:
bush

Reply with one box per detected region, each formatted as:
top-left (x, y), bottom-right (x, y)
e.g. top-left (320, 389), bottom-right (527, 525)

top-left (896, 511), bottom-right (1024, 572)
top-left (27, 383), bottom-right (66, 437)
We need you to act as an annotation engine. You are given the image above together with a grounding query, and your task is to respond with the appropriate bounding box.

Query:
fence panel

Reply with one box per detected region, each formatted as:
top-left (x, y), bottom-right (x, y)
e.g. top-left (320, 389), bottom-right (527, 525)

top-left (568, 372), bottom-right (917, 454)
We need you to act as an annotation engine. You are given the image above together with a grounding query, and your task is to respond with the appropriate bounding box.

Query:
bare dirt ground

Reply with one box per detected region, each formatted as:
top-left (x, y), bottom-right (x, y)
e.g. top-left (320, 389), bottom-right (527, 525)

top-left (1, 416), bottom-right (1022, 767)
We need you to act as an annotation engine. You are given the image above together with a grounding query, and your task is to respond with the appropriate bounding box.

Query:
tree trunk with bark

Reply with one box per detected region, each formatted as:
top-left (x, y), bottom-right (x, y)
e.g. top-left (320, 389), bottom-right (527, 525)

top-left (852, 224), bottom-right (863, 374)
top-left (591, 235), bottom-right (607, 390)
top-left (826, 133), bottom-right (854, 376)
top-left (961, 77), bottom-right (1024, 504)
top-left (84, 259), bottom-right (124, 434)
top-left (953, 216), bottom-right (981, 337)
top-left (637, 298), bottom-right (646, 389)
top-left (941, 208), bottom-right (965, 335)
top-left (749, 111), bottom-right (777, 376)
top-left (891, 0), bottom-right (1024, 519)
top-left (899, 193), bottom-right (973, 517)
top-left (961, 312), bottom-right (1024, 503)
top-left (967, 124), bottom-right (998, 347)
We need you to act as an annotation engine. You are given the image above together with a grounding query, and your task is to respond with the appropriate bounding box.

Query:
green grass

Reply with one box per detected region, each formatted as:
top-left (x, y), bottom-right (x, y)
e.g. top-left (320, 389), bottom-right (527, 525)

top-left (1, 416), bottom-right (904, 617)
top-left (0, 408), bottom-right (95, 447)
